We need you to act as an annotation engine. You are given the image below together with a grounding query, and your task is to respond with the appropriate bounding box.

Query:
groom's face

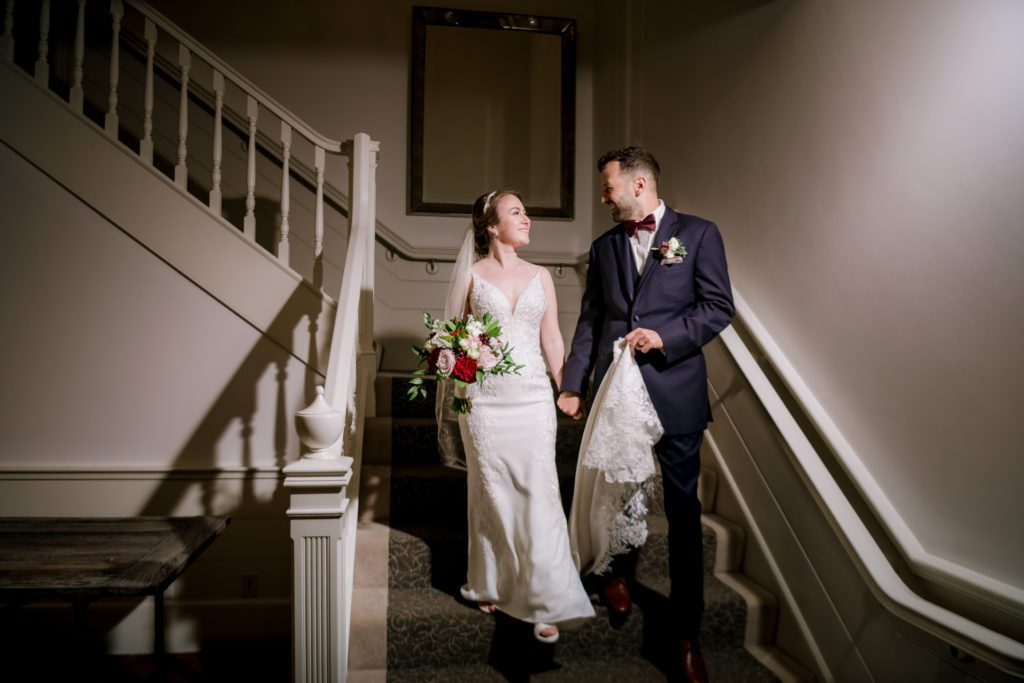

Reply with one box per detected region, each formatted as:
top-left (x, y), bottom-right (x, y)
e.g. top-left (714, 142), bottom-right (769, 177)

top-left (600, 161), bottom-right (643, 223)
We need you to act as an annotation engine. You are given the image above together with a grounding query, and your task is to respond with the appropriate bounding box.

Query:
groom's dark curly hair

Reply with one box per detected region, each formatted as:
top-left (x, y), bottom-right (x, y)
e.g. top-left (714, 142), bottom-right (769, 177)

top-left (597, 146), bottom-right (660, 183)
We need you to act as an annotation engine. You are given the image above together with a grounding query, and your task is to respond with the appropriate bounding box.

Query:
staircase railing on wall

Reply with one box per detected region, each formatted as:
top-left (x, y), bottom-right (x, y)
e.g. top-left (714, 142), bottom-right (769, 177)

top-left (722, 289), bottom-right (1024, 676)
top-left (2, 1), bottom-right (380, 680)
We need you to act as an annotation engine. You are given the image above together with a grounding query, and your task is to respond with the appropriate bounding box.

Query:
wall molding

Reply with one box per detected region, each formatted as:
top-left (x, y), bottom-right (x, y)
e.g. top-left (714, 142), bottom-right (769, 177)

top-left (0, 465), bottom-right (285, 481)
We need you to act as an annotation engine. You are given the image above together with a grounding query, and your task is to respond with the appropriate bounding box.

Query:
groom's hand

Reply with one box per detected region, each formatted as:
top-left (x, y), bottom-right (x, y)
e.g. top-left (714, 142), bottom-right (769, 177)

top-left (557, 391), bottom-right (587, 420)
top-left (625, 328), bottom-right (664, 354)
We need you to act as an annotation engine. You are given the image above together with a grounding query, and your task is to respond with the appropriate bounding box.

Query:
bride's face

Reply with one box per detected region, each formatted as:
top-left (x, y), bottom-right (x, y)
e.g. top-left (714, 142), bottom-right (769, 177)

top-left (489, 195), bottom-right (531, 249)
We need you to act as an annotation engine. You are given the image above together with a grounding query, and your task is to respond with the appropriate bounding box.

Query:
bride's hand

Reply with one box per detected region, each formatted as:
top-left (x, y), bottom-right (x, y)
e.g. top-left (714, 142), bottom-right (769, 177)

top-left (557, 391), bottom-right (587, 420)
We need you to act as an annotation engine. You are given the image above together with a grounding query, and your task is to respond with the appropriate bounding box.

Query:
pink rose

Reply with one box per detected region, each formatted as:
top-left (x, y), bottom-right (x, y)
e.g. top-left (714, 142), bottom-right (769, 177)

top-left (478, 346), bottom-right (498, 371)
top-left (436, 349), bottom-right (456, 376)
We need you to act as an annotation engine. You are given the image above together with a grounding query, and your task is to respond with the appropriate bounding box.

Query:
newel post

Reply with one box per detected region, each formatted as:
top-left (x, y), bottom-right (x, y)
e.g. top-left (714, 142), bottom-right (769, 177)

top-left (284, 386), bottom-right (352, 683)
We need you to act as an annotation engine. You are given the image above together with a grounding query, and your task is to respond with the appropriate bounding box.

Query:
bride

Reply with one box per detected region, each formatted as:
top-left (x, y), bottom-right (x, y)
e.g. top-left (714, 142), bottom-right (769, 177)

top-left (439, 190), bottom-right (594, 643)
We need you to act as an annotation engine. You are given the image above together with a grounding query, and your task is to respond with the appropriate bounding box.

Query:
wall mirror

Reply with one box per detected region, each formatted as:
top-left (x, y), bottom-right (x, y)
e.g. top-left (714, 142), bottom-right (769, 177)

top-left (409, 7), bottom-right (576, 218)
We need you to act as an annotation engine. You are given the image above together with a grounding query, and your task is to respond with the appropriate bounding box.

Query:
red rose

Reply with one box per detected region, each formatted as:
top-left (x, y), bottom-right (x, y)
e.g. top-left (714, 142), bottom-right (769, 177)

top-left (452, 356), bottom-right (478, 383)
top-left (426, 348), bottom-right (441, 370)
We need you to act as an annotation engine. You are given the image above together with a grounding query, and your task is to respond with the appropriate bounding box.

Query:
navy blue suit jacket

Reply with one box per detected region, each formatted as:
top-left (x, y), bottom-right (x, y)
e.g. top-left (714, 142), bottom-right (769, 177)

top-left (561, 207), bottom-right (734, 435)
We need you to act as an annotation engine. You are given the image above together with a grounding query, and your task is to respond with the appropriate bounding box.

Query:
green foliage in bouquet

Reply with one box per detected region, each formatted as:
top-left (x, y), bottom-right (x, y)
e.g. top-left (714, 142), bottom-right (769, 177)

top-left (408, 311), bottom-right (524, 413)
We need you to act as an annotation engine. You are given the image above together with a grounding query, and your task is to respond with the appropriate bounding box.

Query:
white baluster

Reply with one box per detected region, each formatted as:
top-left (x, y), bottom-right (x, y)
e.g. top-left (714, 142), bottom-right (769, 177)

top-left (0, 0), bottom-right (14, 64)
top-left (69, 0), bottom-right (85, 112)
top-left (34, 0), bottom-right (49, 85)
top-left (105, 0), bottom-right (123, 138)
top-left (174, 44), bottom-right (190, 189)
top-left (278, 122), bottom-right (292, 266)
top-left (138, 19), bottom-right (156, 164)
top-left (209, 70), bottom-right (224, 215)
top-left (314, 145), bottom-right (325, 264)
top-left (360, 139), bottom-right (380, 355)
top-left (243, 95), bottom-right (258, 239)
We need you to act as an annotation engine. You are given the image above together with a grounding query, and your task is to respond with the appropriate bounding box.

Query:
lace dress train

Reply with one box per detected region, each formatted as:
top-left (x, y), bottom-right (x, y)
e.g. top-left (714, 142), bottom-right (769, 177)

top-left (569, 339), bottom-right (664, 577)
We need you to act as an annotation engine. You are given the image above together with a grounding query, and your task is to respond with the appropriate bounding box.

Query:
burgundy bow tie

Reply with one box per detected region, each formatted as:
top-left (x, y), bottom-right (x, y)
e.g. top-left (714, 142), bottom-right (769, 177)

top-left (623, 214), bottom-right (656, 237)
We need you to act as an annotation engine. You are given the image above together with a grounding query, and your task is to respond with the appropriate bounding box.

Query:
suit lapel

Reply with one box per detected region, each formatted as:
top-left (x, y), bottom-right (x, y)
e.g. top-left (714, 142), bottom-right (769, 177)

top-left (635, 208), bottom-right (680, 293)
top-left (613, 227), bottom-right (636, 301)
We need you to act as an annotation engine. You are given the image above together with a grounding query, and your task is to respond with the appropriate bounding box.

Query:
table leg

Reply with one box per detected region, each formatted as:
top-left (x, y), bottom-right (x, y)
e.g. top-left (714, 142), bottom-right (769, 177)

top-left (154, 588), bottom-right (166, 669)
top-left (72, 602), bottom-right (89, 651)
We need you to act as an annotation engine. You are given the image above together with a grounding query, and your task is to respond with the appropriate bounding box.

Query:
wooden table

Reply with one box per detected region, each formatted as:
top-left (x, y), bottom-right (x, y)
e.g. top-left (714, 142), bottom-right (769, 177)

top-left (0, 515), bottom-right (230, 659)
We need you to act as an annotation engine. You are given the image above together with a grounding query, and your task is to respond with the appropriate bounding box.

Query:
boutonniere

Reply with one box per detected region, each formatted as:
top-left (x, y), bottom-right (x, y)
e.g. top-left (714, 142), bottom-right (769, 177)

top-left (651, 237), bottom-right (688, 265)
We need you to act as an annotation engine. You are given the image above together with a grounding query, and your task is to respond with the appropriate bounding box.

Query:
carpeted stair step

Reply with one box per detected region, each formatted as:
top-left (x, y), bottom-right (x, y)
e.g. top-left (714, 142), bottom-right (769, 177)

top-left (387, 523), bottom-right (755, 658)
top-left (387, 654), bottom-right (666, 683)
top-left (379, 373), bottom-right (781, 682)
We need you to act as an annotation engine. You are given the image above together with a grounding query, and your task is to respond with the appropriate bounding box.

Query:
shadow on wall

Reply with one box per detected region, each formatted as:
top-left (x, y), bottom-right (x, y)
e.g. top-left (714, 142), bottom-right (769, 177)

top-left (2, 281), bottom-right (330, 678)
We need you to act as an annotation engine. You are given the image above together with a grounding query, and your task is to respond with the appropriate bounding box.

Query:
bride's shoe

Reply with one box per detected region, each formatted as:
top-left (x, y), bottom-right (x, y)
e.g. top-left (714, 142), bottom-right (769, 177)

top-left (478, 602), bottom-right (496, 614)
top-left (533, 622), bottom-right (559, 644)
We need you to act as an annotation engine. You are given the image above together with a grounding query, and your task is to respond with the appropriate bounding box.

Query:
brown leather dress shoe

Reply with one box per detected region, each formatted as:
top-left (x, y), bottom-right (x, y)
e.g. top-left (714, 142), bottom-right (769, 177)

top-left (601, 576), bottom-right (631, 616)
top-left (679, 640), bottom-right (709, 683)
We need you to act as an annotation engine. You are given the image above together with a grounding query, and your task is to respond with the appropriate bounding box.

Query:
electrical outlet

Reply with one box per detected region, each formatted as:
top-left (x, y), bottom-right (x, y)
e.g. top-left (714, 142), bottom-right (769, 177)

top-left (242, 573), bottom-right (258, 598)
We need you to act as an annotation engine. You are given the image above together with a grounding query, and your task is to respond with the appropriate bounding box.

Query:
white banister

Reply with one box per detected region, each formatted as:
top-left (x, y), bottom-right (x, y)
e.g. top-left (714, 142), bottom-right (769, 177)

top-left (209, 69), bottom-right (224, 214)
top-left (279, 122), bottom-right (292, 266)
top-left (285, 132), bottom-right (379, 683)
top-left (174, 43), bottom-right (190, 189)
top-left (33, 0), bottom-right (48, 85)
top-left (0, 0), bottom-right (14, 64)
top-left (313, 145), bottom-right (325, 264)
top-left (129, 1), bottom-right (342, 154)
top-left (69, 0), bottom-right (85, 112)
top-left (104, 0), bottom-right (122, 138)
top-left (243, 95), bottom-right (258, 240)
top-left (7, 0), bottom-right (380, 677)
top-left (9, 0), bottom-right (372, 291)
top-left (139, 17), bottom-right (155, 164)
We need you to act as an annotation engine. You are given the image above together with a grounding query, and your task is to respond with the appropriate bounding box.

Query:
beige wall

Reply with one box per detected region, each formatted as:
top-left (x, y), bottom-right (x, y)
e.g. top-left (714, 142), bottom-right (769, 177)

top-left (605, 0), bottom-right (1024, 589)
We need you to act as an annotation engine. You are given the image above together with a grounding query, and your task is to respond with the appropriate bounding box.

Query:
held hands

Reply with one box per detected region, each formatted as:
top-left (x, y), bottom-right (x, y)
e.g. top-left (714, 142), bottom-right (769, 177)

top-left (557, 391), bottom-right (587, 421)
top-left (624, 328), bottom-right (664, 354)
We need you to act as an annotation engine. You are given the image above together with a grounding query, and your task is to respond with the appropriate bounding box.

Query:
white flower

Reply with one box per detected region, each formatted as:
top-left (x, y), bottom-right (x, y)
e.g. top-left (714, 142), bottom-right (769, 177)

top-left (667, 237), bottom-right (681, 252)
top-left (435, 349), bottom-right (455, 376)
top-left (461, 337), bottom-right (481, 359)
top-left (465, 319), bottom-right (485, 338)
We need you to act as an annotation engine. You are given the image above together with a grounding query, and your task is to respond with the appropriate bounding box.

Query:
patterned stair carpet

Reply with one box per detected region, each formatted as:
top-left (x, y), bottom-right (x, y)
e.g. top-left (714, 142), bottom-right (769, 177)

top-left (381, 378), bottom-right (778, 682)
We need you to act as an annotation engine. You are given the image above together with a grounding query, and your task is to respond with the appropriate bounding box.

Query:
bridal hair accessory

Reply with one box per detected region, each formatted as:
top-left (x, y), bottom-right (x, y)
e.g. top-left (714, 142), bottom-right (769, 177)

top-left (481, 190), bottom-right (499, 215)
top-left (651, 236), bottom-right (687, 265)
top-left (409, 312), bottom-right (524, 414)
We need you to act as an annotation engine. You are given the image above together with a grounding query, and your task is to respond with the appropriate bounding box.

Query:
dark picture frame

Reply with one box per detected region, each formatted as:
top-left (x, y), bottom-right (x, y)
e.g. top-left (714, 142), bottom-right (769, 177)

top-left (409, 6), bottom-right (576, 218)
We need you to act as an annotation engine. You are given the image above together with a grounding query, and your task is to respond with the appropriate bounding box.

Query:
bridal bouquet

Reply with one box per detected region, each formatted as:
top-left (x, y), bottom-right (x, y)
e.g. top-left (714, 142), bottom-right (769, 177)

top-left (408, 312), bottom-right (523, 414)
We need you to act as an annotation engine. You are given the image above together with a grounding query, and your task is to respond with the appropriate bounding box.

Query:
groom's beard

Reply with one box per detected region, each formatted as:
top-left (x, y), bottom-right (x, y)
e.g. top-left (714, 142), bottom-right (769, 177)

top-left (608, 198), bottom-right (640, 224)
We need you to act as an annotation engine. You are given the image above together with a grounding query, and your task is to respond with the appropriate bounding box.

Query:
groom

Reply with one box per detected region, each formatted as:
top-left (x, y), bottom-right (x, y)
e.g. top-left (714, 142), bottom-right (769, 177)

top-left (558, 146), bottom-right (733, 682)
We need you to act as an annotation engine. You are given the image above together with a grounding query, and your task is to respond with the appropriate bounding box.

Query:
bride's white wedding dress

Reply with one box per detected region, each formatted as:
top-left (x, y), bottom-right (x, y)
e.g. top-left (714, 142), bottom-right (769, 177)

top-left (458, 270), bottom-right (594, 626)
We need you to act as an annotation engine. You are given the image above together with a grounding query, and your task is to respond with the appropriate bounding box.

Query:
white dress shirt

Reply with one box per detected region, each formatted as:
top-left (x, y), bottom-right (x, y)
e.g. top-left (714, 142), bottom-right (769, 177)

top-left (629, 200), bottom-right (666, 274)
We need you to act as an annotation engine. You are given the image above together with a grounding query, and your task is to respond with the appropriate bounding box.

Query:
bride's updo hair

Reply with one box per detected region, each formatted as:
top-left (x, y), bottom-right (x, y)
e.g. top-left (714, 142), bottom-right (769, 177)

top-left (472, 189), bottom-right (522, 256)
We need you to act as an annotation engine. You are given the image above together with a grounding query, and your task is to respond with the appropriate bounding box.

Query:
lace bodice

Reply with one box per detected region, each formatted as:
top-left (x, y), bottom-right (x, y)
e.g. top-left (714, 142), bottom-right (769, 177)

top-left (469, 271), bottom-right (547, 382)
